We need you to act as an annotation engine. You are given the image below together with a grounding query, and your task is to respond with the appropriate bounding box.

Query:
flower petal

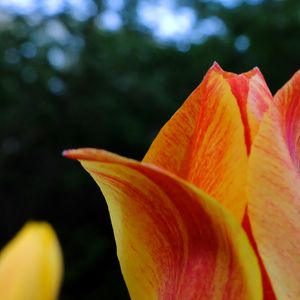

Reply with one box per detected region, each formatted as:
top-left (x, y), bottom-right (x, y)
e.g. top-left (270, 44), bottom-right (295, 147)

top-left (143, 63), bottom-right (249, 220)
top-left (0, 222), bottom-right (63, 300)
top-left (247, 70), bottom-right (300, 300)
top-left (64, 148), bottom-right (262, 300)
top-left (244, 68), bottom-right (273, 143)
top-left (242, 212), bottom-right (276, 300)
top-left (226, 67), bottom-right (272, 151)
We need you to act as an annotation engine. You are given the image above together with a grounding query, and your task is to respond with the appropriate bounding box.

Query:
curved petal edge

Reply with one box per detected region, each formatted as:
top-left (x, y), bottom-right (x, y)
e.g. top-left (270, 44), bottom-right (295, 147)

top-left (64, 148), bottom-right (262, 300)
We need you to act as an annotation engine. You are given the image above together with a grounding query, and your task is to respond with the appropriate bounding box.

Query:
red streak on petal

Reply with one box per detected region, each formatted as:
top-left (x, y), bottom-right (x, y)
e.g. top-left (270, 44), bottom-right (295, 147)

top-left (242, 211), bottom-right (276, 300)
top-left (227, 75), bottom-right (252, 154)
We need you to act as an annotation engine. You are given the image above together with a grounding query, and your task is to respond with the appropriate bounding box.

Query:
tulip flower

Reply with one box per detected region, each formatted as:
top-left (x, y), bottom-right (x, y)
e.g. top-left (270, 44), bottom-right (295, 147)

top-left (64, 63), bottom-right (300, 299)
top-left (0, 222), bottom-right (63, 300)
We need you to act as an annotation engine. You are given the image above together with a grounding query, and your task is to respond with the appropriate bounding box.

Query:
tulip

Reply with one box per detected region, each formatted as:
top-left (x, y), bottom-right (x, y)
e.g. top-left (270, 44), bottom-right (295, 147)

top-left (64, 63), bottom-right (300, 299)
top-left (0, 222), bottom-right (63, 300)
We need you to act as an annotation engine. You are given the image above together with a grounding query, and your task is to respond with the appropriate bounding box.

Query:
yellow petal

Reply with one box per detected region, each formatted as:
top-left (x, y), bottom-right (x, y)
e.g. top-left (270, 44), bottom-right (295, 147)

top-left (0, 222), bottom-right (63, 300)
top-left (143, 63), bottom-right (248, 221)
top-left (247, 70), bottom-right (300, 299)
top-left (64, 148), bottom-right (262, 300)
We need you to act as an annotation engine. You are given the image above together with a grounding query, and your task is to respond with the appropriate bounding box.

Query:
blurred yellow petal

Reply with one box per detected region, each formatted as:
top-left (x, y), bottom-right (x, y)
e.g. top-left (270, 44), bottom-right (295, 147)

top-left (248, 70), bottom-right (300, 299)
top-left (0, 222), bottom-right (63, 300)
top-left (64, 148), bottom-right (262, 300)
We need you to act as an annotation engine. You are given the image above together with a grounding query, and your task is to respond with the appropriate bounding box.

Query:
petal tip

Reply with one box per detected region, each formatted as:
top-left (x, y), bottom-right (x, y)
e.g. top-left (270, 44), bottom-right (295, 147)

top-left (211, 61), bottom-right (223, 71)
top-left (62, 149), bottom-right (76, 159)
top-left (62, 147), bottom-right (113, 162)
top-left (63, 148), bottom-right (89, 160)
top-left (244, 66), bottom-right (263, 79)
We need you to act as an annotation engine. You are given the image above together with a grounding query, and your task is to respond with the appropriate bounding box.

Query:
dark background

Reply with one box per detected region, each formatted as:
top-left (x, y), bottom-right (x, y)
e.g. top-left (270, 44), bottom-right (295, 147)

top-left (0, 0), bottom-right (299, 299)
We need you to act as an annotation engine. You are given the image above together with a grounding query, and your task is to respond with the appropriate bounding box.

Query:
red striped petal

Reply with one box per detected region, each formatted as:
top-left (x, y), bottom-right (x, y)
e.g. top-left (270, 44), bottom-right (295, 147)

top-left (226, 67), bottom-right (272, 152)
top-left (64, 148), bottom-right (262, 300)
top-left (247, 69), bottom-right (300, 300)
top-left (143, 63), bottom-right (272, 221)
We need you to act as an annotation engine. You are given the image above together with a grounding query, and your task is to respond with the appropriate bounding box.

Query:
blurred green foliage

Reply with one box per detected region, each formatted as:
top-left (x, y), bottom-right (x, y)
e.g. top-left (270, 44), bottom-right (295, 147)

top-left (0, 0), bottom-right (300, 299)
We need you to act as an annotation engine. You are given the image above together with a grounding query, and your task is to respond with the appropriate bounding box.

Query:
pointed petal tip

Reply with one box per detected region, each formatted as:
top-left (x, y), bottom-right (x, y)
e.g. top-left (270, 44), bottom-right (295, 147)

top-left (62, 148), bottom-right (118, 162)
top-left (62, 148), bottom-right (92, 160)
top-left (250, 66), bottom-right (261, 74)
top-left (209, 62), bottom-right (263, 78)
top-left (243, 66), bottom-right (263, 79)
top-left (62, 149), bottom-right (75, 159)
top-left (211, 61), bottom-right (222, 71)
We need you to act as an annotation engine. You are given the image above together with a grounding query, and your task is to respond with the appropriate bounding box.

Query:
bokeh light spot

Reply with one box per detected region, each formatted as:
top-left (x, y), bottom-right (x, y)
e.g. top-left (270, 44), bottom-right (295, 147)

top-left (235, 35), bottom-right (250, 52)
top-left (48, 47), bottom-right (68, 69)
top-left (96, 10), bottom-right (122, 31)
top-left (47, 76), bottom-right (65, 95)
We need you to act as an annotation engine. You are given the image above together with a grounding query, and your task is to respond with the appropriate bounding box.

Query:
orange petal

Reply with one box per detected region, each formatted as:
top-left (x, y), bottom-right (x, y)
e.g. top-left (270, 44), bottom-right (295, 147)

top-left (244, 68), bottom-right (273, 143)
top-left (225, 67), bottom-right (272, 151)
top-left (0, 222), bottom-right (63, 300)
top-left (247, 70), bottom-right (300, 300)
top-left (64, 148), bottom-right (262, 300)
top-left (143, 63), bottom-right (249, 221)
